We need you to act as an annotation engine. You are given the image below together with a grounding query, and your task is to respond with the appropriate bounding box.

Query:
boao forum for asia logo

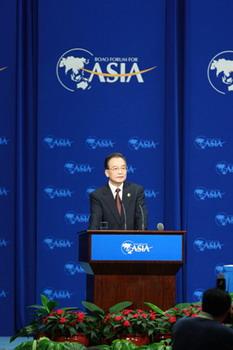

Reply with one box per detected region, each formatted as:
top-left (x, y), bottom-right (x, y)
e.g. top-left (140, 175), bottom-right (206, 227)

top-left (56, 48), bottom-right (156, 92)
top-left (42, 288), bottom-right (73, 300)
top-left (194, 187), bottom-right (224, 200)
top-left (193, 238), bottom-right (223, 252)
top-left (194, 136), bottom-right (225, 150)
top-left (121, 240), bottom-right (153, 255)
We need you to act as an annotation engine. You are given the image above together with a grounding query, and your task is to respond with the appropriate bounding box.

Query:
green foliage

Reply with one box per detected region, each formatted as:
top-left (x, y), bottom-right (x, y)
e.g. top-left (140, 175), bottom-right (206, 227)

top-left (173, 302), bottom-right (201, 310)
top-left (143, 303), bottom-right (164, 315)
top-left (81, 302), bottom-right (105, 317)
top-left (14, 337), bottom-right (86, 350)
top-left (81, 301), bottom-right (133, 317)
top-left (29, 295), bottom-right (59, 317)
top-left (111, 339), bottom-right (137, 350)
top-left (13, 338), bottom-right (172, 350)
top-left (109, 302), bottom-right (133, 314)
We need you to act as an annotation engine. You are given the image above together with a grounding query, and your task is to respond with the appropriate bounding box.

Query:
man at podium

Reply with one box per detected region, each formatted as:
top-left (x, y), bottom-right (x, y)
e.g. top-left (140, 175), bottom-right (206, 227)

top-left (88, 152), bottom-right (148, 230)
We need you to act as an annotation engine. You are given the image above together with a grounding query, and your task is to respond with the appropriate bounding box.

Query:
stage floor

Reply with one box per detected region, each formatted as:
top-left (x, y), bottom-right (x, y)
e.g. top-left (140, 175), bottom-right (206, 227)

top-left (0, 337), bottom-right (32, 350)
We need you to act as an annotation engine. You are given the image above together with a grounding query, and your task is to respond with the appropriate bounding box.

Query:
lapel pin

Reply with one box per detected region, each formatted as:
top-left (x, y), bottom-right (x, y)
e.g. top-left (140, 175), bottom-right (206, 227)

top-left (127, 193), bottom-right (131, 197)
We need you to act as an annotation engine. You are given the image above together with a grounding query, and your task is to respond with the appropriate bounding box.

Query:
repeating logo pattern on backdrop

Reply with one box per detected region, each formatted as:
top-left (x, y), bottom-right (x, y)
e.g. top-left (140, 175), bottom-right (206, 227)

top-left (0, 290), bottom-right (7, 298)
top-left (65, 212), bottom-right (90, 224)
top-left (215, 213), bottom-right (233, 226)
top-left (0, 187), bottom-right (9, 196)
top-left (193, 289), bottom-right (204, 302)
top-left (43, 136), bottom-right (74, 149)
top-left (43, 187), bottom-right (74, 199)
top-left (0, 238), bottom-right (9, 247)
top-left (194, 136), bottom-right (225, 150)
top-left (64, 162), bottom-right (94, 174)
top-left (194, 187), bottom-right (224, 200)
top-left (0, 137), bottom-right (9, 145)
top-left (128, 137), bottom-right (159, 150)
top-left (43, 237), bottom-right (74, 250)
top-left (193, 238), bottom-right (223, 252)
top-left (216, 162), bottom-right (233, 175)
top-left (64, 263), bottom-right (85, 276)
top-left (42, 288), bottom-right (73, 300)
top-left (85, 137), bottom-right (115, 149)
top-left (56, 48), bottom-right (156, 92)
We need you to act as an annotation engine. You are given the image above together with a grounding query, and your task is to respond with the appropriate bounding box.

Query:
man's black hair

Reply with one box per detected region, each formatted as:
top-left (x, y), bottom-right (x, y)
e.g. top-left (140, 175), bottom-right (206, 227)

top-left (202, 288), bottom-right (232, 317)
top-left (104, 152), bottom-right (127, 170)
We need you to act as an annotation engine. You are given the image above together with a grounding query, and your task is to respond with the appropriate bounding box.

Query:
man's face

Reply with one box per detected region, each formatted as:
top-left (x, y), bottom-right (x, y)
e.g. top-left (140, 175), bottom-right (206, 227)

top-left (105, 157), bottom-right (127, 186)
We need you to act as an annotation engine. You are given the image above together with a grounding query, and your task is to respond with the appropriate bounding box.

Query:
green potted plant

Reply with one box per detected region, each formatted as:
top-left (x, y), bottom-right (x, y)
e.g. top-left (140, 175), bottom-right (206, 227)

top-left (10, 295), bottom-right (98, 346)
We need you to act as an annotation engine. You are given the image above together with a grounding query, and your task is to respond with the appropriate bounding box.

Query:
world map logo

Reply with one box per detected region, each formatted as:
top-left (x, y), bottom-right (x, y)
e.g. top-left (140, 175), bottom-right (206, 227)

top-left (56, 48), bottom-right (93, 91)
top-left (207, 50), bottom-right (233, 94)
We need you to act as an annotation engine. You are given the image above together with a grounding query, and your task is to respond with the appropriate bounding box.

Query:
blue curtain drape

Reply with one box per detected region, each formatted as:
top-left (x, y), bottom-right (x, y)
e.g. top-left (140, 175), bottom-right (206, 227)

top-left (15, 0), bottom-right (38, 329)
top-left (2, 0), bottom-right (232, 336)
top-left (164, 0), bottom-right (185, 302)
top-left (12, 0), bottom-right (186, 322)
top-left (2, 0), bottom-right (186, 333)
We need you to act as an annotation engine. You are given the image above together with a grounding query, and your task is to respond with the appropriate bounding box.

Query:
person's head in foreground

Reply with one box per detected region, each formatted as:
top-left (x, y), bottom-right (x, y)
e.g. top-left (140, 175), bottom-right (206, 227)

top-left (202, 288), bottom-right (232, 321)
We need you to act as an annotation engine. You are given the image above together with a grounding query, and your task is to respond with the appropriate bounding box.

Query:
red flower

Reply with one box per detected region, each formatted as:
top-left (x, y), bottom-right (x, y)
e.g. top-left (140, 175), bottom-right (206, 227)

top-left (123, 320), bottom-right (131, 327)
top-left (150, 313), bottom-right (156, 320)
top-left (56, 309), bottom-right (64, 315)
top-left (183, 310), bottom-right (190, 316)
top-left (114, 316), bottom-right (123, 321)
top-left (76, 312), bottom-right (85, 322)
top-left (104, 313), bottom-right (111, 321)
top-left (122, 309), bottom-right (133, 315)
top-left (168, 316), bottom-right (176, 323)
top-left (59, 317), bottom-right (68, 324)
top-left (132, 314), bottom-right (139, 318)
top-left (141, 313), bottom-right (147, 319)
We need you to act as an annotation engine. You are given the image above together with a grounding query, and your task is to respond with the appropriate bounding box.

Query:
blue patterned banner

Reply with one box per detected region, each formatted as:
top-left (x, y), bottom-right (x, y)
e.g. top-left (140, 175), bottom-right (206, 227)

top-left (1, 0), bottom-right (233, 335)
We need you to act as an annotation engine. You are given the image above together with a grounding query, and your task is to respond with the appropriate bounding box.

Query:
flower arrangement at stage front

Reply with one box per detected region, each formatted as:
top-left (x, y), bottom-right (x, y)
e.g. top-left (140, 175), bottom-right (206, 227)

top-left (11, 296), bottom-right (204, 349)
top-left (101, 307), bottom-right (159, 343)
top-left (155, 303), bottom-right (202, 334)
top-left (10, 295), bottom-right (98, 346)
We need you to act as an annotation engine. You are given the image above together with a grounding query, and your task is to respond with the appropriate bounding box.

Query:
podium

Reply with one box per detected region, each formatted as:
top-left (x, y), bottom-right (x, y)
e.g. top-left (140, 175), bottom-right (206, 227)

top-left (79, 230), bottom-right (185, 311)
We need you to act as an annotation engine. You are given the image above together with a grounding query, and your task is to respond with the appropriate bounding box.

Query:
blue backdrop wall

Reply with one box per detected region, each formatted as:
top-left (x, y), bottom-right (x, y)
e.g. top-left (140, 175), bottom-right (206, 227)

top-left (1, 0), bottom-right (233, 335)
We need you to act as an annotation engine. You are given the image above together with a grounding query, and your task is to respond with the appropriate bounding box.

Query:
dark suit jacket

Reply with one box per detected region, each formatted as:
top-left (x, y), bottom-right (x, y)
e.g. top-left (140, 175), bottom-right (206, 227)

top-left (172, 316), bottom-right (233, 350)
top-left (88, 182), bottom-right (147, 230)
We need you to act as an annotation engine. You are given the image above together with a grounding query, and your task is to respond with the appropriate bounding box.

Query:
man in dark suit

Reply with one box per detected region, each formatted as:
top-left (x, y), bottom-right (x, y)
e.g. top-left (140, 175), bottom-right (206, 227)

top-left (88, 152), bottom-right (147, 230)
top-left (172, 288), bottom-right (233, 350)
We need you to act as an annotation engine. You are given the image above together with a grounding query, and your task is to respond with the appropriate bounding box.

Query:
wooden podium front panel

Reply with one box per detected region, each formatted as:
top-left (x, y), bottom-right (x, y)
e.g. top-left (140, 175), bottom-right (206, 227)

top-left (81, 230), bottom-right (185, 311)
top-left (87, 274), bottom-right (176, 311)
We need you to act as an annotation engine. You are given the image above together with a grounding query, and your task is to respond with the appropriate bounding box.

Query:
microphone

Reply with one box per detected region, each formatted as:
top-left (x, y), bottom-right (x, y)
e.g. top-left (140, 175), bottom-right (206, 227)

top-left (139, 204), bottom-right (145, 230)
top-left (157, 222), bottom-right (164, 231)
top-left (122, 202), bottom-right (127, 230)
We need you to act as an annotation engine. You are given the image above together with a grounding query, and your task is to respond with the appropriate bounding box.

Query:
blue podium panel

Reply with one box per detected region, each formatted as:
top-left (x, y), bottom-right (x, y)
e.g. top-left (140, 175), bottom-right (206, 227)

top-left (91, 234), bottom-right (183, 261)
